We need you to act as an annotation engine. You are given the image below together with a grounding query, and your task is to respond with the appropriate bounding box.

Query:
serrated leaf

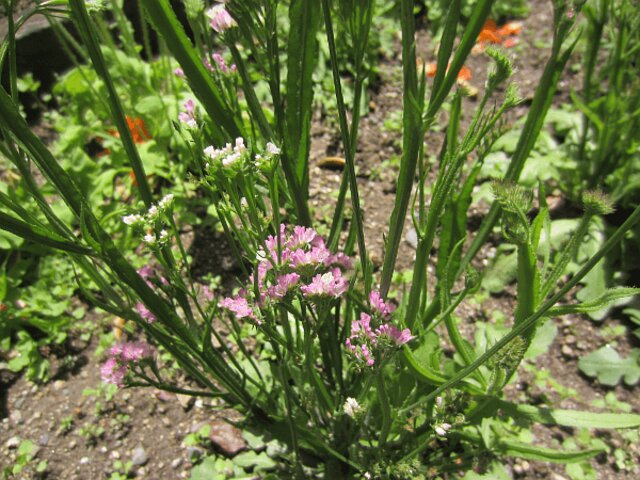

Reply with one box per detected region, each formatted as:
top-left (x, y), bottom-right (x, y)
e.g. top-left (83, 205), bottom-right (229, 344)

top-left (578, 346), bottom-right (640, 386)
top-left (550, 288), bottom-right (640, 317)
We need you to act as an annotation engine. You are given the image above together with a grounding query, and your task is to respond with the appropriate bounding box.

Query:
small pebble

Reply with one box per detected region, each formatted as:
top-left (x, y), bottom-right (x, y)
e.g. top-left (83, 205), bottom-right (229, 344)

top-left (79, 457), bottom-right (90, 465)
top-left (132, 446), bottom-right (149, 466)
top-left (171, 458), bottom-right (182, 469)
top-left (10, 410), bottom-right (23, 424)
top-left (561, 345), bottom-right (574, 357)
top-left (110, 451), bottom-right (120, 459)
top-left (39, 434), bottom-right (49, 446)
top-left (68, 440), bottom-right (77, 449)
top-left (6, 436), bottom-right (21, 449)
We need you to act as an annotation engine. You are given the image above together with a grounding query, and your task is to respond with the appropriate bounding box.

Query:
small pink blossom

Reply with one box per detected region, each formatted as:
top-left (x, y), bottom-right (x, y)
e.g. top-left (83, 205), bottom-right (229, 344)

top-left (286, 225), bottom-right (322, 250)
top-left (220, 296), bottom-right (257, 322)
top-left (101, 357), bottom-right (128, 387)
top-left (301, 268), bottom-right (348, 299)
top-left (288, 245), bottom-right (333, 272)
top-left (330, 252), bottom-right (353, 270)
top-left (369, 291), bottom-right (395, 319)
top-left (135, 301), bottom-right (156, 324)
top-left (267, 273), bottom-right (301, 300)
top-left (207, 4), bottom-right (237, 33)
top-left (101, 341), bottom-right (153, 387)
top-left (376, 324), bottom-right (414, 346)
top-left (174, 67), bottom-right (185, 78)
top-left (179, 99), bottom-right (197, 128)
top-left (110, 341), bottom-right (154, 362)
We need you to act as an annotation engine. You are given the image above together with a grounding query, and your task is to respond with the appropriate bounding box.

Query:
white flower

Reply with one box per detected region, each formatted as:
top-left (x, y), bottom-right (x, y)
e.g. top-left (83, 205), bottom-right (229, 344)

top-left (143, 233), bottom-right (156, 245)
top-left (435, 423), bottom-right (451, 437)
top-left (159, 194), bottom-right (174, 209)
top-left (147, 205), bottom-right (159, 218)
top-left (343, 397), bottom-right (362, 418)
top-left (235, 137), bottom-right (246, 152)
top-left (266, 142), bottom-right (281, 155)
top-left (122, 214), bottom-right (143, 225)
top-left (222, 152), bottom-right (241, 167)
top-left (204, 146), bottom-right (216, 159)
top-left (159, 230), bottom-right (169, 240)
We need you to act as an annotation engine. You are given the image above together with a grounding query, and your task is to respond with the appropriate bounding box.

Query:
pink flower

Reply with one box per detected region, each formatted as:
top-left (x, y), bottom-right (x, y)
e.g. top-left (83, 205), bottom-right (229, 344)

top-left (376, 324), bottom-right (414, 346)
top-left (329, 252), bottom-right (353, 270)
top-left (101, 341), bottom-right (154, 387)
top-left (207, 4), bottom-right (237, 33)
top-left (116, 341), bottom-right (154, 362)
top-left (350, 313), bottom-right (375, 342)
top-left (288, 245), bottom-right (333, 272)
top-left (267, 273), bottom-right (301, 300)
top-left (301, 268), bottom-right (348, 299)
top-left (137, 266), bottom-right (168, 289)
top-left (219, 296), bottom-right (258, 322)
top-left (174, 67), bottom-right (185, 78)
top-left (101, 357), bottom-right (128, 387)
top-left (135, 301), bottom-right (156, 324)
top-left (179, 99), bottom-right (197, 128)
top-left (286, 226), bottom-right (323, 250)
top-left (369, 291), bottom-right (395, 319)
top-left (212, 53), bottom-right (226, 72)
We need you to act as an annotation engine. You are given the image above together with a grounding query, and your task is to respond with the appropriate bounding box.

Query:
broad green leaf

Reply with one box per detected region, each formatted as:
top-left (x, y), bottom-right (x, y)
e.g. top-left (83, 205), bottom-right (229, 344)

top-left (579, 346), bottom-right (640, 386)
top-left (524, 319), bottom-right (557, 360)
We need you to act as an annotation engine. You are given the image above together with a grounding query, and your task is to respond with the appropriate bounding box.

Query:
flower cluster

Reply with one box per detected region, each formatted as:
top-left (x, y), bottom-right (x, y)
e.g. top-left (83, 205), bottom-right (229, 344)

top-left (219, 225), bottom-right (352, 324)
top-left (207, 4), bottom-right (237, 33)
top-left (474, 19), bottom-right (522, 52)
top-left (203, 139), bottom-right (283, 176)
top-left (346, 291), bottom-right (413, 367)
top-left (132, 265), bottom-right (168, 324)
top-left (204, 52), bottom-right (237, 74)
top-left (204, 137), bottom-right (247, 168)
top-left (178, 99), bottom-right (197, 128)
top-left (100, 341), bottom-right (154, 387)
top-left (122, 194), bottom-right (174, 246)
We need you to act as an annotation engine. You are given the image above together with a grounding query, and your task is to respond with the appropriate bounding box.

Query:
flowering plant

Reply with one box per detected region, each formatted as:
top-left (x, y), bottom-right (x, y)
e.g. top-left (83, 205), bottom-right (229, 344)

top-left (1, 0), bottom-right (640, 478)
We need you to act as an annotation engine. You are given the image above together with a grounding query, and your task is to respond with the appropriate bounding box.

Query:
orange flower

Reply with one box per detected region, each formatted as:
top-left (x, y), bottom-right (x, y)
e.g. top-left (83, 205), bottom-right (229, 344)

top-left (125, 116), bottom-right (151, 144)
top-left (425, 62), bottom-right (438, 78)
top-left (457, 66), bottom-right (472, 83)
top-left (502, 37), bottom-right (518, 49)
top-left (475, 19), bottom-right (523, 52)
top-left (423, 62), bottom-right (472, 83)
top-left (497, 21), bottom-right (522, 37)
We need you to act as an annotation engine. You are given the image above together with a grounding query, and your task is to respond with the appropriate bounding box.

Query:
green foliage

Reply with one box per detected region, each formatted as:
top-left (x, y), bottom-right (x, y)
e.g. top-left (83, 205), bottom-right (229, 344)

top-left (0, 0), bottom-right (639, 478)
top-left (579, 345), bottom-right (640, 386)
top-left (2, 439), bottom-right (47, 479)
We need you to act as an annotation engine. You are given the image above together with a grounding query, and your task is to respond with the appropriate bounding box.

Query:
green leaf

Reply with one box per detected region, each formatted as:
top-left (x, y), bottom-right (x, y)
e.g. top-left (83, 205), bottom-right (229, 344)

top-left (497, 400), bottom-right (640, 428)
top-left (232, 451), bottom-right (276, 470)
top-left (579, 346), bottom-right (640, 386)
top-left (550, 288), bottom-right (640, 317)
top-left (285, 0), bottom-right (320, 200)
top-left (524, 318), bottom-right (557, 360)
top-left (497, 437), bottom-right (603, 463)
